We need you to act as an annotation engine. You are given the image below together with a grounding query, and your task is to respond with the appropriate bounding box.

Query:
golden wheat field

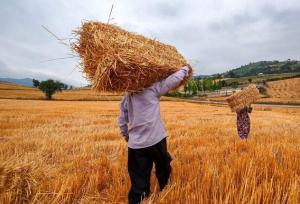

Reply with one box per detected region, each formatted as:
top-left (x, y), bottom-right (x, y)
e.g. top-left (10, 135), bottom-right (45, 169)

top-left (0, 82), bottom-right (180, 103)
top-left (1, 99), bottom-right (300, 204)
top-left (0, 82), bottom-right (121, 101)
top-left (262, 78), bottom-right (300, 104)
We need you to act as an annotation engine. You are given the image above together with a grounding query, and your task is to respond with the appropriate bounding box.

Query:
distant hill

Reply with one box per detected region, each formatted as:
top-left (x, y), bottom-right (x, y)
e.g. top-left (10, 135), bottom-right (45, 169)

top-left (223, 60), bottom-right (300, 78)
top-left (0, 78), bottom-right (33, 87)
top-left (193, 75), bottom-right (210, 80)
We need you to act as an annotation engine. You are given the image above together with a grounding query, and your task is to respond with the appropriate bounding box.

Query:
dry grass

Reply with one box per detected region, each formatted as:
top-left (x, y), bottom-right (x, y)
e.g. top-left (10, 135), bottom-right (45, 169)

top-left (0, 83), bottom-right (35, 90)
top-left (1, 99), bottom-right (300, 203)
top-left (72, 21), bottom-right (187, 92)
top-left (0, 82), bottom-right (121, 101)
top-left (0, 82), bottom-right (179, 102)
top-left (260, 78), bottom-right (300, 104)
top-left (266, 78), bottom-right (300, 98)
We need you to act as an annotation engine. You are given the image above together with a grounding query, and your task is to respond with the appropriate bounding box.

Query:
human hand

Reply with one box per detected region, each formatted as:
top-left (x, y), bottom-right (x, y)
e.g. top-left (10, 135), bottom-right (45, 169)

top-left (183, 64), bottom-right (194, 81)
top-left (124, 136), bottom-right (129, 142)
top-left (186, 64), bottom-right (193, 75)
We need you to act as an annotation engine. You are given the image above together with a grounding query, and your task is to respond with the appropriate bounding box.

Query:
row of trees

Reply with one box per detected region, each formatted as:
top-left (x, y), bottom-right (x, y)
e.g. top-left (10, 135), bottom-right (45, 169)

top-left (32, 79), bottom-right (72, 100)
top-left (183, 79), bottom-right (237, 96)
top-left (182, 77), bottom-right (258, 96)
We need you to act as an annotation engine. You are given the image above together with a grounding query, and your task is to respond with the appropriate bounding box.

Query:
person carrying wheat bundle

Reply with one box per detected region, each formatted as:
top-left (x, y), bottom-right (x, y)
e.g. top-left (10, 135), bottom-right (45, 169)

top-left (118, 65), bottom-right (193, 204)
top-left (72, 22), bottom-right (193, 204)
top-left (226, 84), bottom-right (260, 140)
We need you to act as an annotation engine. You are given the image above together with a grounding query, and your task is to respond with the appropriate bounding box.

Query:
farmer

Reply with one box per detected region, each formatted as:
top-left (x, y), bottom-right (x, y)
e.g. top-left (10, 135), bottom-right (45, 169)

top-left (118, 65), bottom-right (193, 204)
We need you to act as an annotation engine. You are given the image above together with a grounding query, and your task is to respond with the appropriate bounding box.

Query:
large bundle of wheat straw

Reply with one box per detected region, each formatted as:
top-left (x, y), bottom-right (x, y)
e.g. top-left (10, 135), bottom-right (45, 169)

top-left (226, 84), bottom-right (260, 112)
top-left (72, 21), bottom-right (188, 92)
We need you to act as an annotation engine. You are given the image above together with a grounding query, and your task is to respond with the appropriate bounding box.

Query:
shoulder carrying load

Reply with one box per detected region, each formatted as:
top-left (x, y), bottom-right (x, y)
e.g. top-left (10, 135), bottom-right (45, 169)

top-left (72, 21), bottom-right (188, 92)
top-left (226, 84), bottom-right (260, 112)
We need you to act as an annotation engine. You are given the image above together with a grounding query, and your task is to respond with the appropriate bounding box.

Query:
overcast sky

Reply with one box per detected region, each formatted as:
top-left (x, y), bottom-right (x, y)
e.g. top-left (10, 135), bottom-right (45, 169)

top-left (1, 0), bottom-right (300, 86)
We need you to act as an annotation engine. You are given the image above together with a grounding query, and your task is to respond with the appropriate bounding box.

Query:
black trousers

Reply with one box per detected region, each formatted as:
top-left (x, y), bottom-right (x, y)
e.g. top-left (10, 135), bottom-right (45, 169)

top-left (128, 138), bottom-right (172, 204)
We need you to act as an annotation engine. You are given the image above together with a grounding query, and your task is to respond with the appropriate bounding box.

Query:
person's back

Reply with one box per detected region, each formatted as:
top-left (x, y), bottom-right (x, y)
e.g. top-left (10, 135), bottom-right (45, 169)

top-left (118, 65), bottom-right (192, 204)
top-left (120, 82), bottom-right (167, 148)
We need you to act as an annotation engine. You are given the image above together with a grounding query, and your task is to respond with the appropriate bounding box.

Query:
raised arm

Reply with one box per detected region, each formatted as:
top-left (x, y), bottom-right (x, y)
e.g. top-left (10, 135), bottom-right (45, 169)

top-left (153, 65), bottom-right (192, 97)
top-left (118, 96), bottom-right (129, 138)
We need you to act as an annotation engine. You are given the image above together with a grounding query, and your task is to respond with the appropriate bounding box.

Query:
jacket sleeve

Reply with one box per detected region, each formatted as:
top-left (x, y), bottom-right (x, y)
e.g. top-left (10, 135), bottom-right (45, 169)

top-left (153, 66), bottom-right (190, 97)
top-left (118, 96), bottom-right (129, 137)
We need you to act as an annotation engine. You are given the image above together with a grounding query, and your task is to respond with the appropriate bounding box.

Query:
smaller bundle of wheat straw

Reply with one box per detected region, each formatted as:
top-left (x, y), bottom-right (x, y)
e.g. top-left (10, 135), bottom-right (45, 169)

top-left (226, 84), bottom-right (260, 112)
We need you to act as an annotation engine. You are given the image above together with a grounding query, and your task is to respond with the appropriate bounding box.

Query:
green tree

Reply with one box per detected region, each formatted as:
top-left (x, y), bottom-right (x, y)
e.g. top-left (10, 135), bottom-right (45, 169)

top-left (39, 79), bottom-right (63, 100)
top-left (221, 80), bottom-right (226, 87)
top-left (212, 80), bottom-right (222, 91)
top-left (32, 79), bottom-right (40, 88)
top-left (184, 84), bottom-right (188, 94)
top-left (191, 81), bottom-right (198, 95)
top-left (212, 80), bottom-right (216, 91)
top-left (231, 81), bottom-right (238, 89)
top-left (57, 82), bottom-right (65, 90)
top-left (228, 71), bottom-right (236, 78)
top-left (196, 80), bottom-right (203, 92)
top-left (187, 82), bottom-right (192, 95)
top-left (248, 78), bottom-right (253, 83)
top-left (203, 79), bottom-right (213, 91)
top-left (217, 80), bottom-right (222, 89)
